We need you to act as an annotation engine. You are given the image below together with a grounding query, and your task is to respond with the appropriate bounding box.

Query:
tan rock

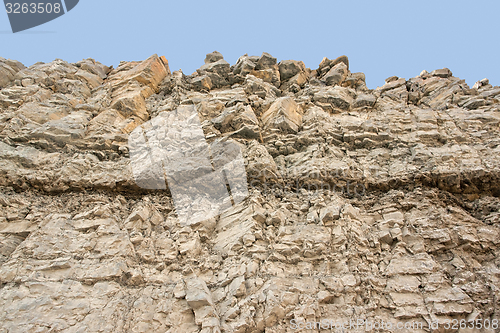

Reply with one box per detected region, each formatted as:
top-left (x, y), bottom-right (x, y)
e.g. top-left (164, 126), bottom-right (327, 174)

top-left (261, 97), bottom-right (302, 133)
top-left (0, 53), bottom-right (499, 333)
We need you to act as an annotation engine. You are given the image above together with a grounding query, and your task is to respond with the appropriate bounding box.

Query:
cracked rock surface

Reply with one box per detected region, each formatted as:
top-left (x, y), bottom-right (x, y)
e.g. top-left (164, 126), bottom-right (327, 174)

top-left (0, 52), bottom-right (499, 332)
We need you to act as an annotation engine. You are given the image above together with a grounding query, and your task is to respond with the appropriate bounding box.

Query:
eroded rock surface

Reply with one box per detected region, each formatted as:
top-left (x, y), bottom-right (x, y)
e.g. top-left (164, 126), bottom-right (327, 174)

top-left (0, 52), bottom-right (499, 332)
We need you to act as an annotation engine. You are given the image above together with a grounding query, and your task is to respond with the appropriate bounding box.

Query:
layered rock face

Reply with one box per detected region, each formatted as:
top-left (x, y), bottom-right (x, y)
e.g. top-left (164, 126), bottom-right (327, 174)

top-left (0, 52), bottom-right (499, 332)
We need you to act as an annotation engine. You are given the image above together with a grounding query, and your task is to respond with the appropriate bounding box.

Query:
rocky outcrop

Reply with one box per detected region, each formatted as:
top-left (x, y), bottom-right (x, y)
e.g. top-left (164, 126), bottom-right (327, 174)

top-left (0, 52), bottom-right (499, 332)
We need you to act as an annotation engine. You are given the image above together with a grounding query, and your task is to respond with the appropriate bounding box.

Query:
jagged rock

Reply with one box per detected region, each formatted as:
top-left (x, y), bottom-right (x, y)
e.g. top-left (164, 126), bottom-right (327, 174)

top-left (0, 53), bottom-right (499, 333)
top-left (75, 58), bottom-right (110, 79)
top-left (344, 72), bottom-right (367, 89)
top-left (430, 67), bottom-right (453, 78)
top-left (191, 75), bottom-right (213, 91)
top-left (255, 52), bottom-right (277, 70)
top-left (242, 52), bottom-right (281, 88)
top-left (377, 77), bottom-right (406, 93)
top-left (205, 51), bottom-right (224, 64)
top-left (322, 62), bottom-right (348, 86)
top-left (249, 67), bottom-right (280, 87)
top-left (109, 54), bottom-right (170, 121)
top-left (281, 71), bottom-right (308, 92)
top-left (385, 76), bottom-right (399, 83)
top-left (0, 58), bottom-right (26, 88)
top-left (232, 54), bottom-right (256, 76)
top-left (197, 58), bottom-right (231, 88)
top-left (261, 97), bottom-right (302, 133)
top-left (472, 78), bottom-right (489, 90)
top-left (211, 103), bottom-right (259, 138)
top-left (313, 86), bottom-right (355, 112)
top-left (318, 55), bottom-right (349, 78)
top-left (354, 93), bottom-right (376, 108)
top-left (278, 60), bottom-right (306, 82)
top-left (243, 74), bottom-right (280, 99)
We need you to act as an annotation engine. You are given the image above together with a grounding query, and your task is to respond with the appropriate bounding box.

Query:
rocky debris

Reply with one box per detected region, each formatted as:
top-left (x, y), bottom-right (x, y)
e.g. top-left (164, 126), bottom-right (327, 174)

top-left (185, 276), bottom-right (221, 332)
top-left (308, 55), bottom-right (369, 92)
top-left (473, 78), bottom-right (491, 90)
top-left (0, 52), bottom-right (499, 333)
top-left (243, 74), bottom-right (280, 100)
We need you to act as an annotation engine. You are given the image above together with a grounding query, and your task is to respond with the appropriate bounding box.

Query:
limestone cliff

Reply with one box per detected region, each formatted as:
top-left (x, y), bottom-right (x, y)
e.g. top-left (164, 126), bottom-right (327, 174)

top-left (0, 52), bottom-right (499, 332)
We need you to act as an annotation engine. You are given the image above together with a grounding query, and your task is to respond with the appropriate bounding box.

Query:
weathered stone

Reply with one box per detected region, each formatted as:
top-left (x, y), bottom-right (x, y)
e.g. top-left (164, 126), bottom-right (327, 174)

top-left (111, 54), bottom-right (169, 91)
top-left (261, 97), bottom-right (302, 133)
top-left (278, 60), bottom-right (306, 82)
top-left (344, 72), bottom-right (366, 89)
top-left (313, 86), bottom-right (354, 112)
top-left (243, 74), bottom-right (280, 99)
top-left (430, 68), bottom-right (453, 78)
top-left (377, 77), bottom-right (406, 93)
top-left (0, 58), bottom-right (26, 88)
top-left (191, 75), bottom-right (213, 91)
top-left (255, 52), bottom-right (277, 70)
top-left (322, 62), bottom-right (348, 86)
top-left (233, 54), bottom-right (256, 76)
top-left (386, 254), bottom-right (439, 275)
top-left (0, 53), bottom-right (499, 333)
top-left (205, 51), bottom-right (224, 64)
top-left (249, 67), bottom-right (280, 87)
top-left (354, 93), bottom-right (376, 108)
top-left (197, 59), bottom-right (231, 88)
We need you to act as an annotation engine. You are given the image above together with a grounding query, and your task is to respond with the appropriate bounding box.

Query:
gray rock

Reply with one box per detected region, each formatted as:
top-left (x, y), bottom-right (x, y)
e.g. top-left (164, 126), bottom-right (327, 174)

top-left (385, 76), bottom-right (399, 83)
top-left (322, 62), bottom-right (348, 86)
top-left (204, 51), bottom-right (224, 64)
top-left (313, 86), bottom-right (355, 112)
top-left (255, 52), bottom-right (277, 70)
top-left (354, 93), bottom-right (376, 108)
top-left (430, 68), bottom-right (453, 78)
top-left (344, 72), bottom-right (367, 89)
top-left (278, 60), bottom-right (306, 82)
top-left (191, 75), bottom-right (213, 91)
top-left (197, 59), bottom-right (231, 88)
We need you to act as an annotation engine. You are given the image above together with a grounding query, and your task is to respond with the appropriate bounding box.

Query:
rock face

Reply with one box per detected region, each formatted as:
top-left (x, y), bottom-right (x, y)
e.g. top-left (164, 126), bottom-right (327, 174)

top-left (0, 52), bottom-right (500, 332)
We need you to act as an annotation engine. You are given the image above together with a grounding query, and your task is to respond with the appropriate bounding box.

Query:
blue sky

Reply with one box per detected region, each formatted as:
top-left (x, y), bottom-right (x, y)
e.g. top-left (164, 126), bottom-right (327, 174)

top-left (1, 0), bottom-right (498, 89)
